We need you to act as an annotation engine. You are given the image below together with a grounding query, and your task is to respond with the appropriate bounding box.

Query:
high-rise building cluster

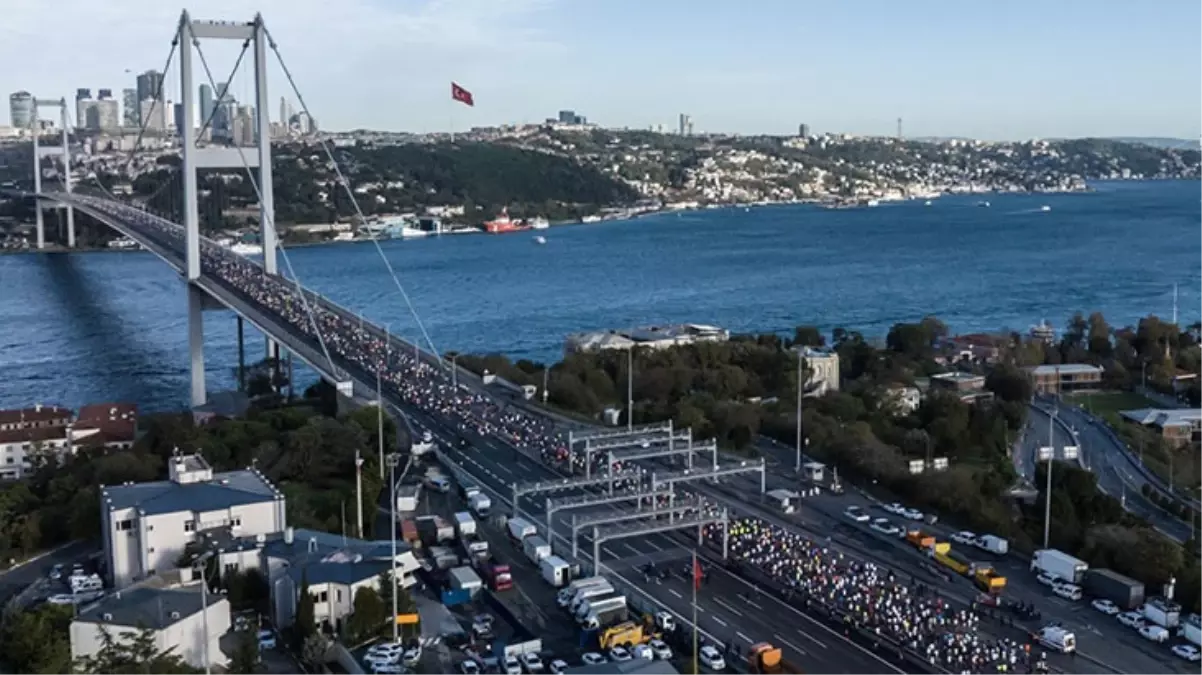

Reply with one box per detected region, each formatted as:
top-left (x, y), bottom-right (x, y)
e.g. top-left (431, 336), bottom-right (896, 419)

top-left (678, 113), bottom-right (693, 136)
top-left (8, 91), bottom-right (34, 130)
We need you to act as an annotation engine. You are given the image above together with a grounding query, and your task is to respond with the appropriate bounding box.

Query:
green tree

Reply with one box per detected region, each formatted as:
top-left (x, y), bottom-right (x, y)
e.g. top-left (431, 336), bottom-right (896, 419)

top-left (227, 630), bottom-right (262, 674)
top-left (0, 603), bottom-right (73, 674)
top-left (73, 624), bottom-right (200, 674)
top-left (300, 634), bottom-right (330, 670)
top-left (346, 586), bottom-right (389, 642)
top-left (293, 570), bottom-right (316, 649)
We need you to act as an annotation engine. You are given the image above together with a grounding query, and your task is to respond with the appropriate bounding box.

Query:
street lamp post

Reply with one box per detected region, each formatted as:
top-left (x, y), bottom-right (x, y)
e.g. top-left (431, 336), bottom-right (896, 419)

top-left (795, 352), bottom-right (804, 473)
top-left (626, 347), bottom-right (634, 431)
top-left (192, 551), bottom-right (215, 675)
top-left (450, 353), bottom-right (459, 389)
top-left (386, 452), bottom-right (401, 644)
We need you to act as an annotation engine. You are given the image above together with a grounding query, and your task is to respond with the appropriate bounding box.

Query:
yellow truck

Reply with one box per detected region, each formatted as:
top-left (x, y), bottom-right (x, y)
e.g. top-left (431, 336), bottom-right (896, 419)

top-left (600, 621), bottom-right (647, 650)
top-left (974, 566), bottom-right (1007, 593)
top-left (748, 642), bottom-right (804, 673)
top-left (933, 548), bottom-right (973, 576)
top-left (905, 530), bottom-right (950, 555)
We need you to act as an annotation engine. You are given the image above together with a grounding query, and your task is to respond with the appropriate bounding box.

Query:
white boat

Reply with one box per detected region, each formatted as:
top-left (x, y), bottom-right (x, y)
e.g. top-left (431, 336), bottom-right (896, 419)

top-left (229, 242), bottom-right (263, 256)
top-left (866, 199), bottom-right (880, 207)
top-left (978, 201), bottom-right (991, 208)
top-left (1040, 205), bottom-right (1051, 212)
top-left (528, 217), bottom-right (550, 230)
top-left (533, 235), bottom-right (547, 245)
top-left (924, 200), bottom-right (932, 206)
top-left (399, 225), bottom-right (432, 239)
top-left (333, 231), bottom-right (355, 242)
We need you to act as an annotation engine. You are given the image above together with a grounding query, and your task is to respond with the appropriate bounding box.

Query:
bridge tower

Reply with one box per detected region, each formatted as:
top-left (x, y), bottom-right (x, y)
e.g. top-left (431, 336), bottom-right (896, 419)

top-left (177, 11), bottom-right (279, 407)
top-left (29, 97), bottom-right (75, 249)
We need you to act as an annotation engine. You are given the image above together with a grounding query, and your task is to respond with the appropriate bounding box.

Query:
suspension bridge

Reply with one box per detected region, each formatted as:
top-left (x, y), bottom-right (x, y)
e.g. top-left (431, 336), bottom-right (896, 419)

top-left (18, 10), bottom-right (442, 410)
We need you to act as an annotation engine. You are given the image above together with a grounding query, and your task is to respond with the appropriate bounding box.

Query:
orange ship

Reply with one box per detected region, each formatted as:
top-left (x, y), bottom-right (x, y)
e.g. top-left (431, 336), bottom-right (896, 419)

top-left (482, 207), bottom-right (531, 234)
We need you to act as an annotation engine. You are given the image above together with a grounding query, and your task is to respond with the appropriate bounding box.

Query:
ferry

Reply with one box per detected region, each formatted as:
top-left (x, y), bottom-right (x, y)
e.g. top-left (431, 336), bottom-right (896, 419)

top-left (483, 208), bottom-right (530, 234)
top-left (527, 216), bottom-right (550, 230)
top-left (230, 242), bottom-right (263, 256)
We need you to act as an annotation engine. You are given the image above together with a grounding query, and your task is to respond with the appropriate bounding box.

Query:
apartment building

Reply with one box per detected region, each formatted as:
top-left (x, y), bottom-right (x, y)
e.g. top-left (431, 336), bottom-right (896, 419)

top-left (1027, 363), bottom-right (1104, 395)
top-left (101, 453), bottom-right (286, 588)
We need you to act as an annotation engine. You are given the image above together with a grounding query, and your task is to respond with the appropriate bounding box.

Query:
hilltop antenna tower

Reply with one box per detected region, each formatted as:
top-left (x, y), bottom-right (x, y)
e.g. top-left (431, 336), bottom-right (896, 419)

top-left (897, 117), bottom-right (903, 141)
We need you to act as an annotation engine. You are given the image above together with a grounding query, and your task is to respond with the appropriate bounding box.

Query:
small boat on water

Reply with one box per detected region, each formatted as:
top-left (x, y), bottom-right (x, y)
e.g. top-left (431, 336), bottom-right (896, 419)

top-left (924, 200), bottom-right (932, 207)
top-left (533, 235), bottom-right (546, 245)
top-left (978, 201), bottom-right (991, 208)
top-left (1040, 205), bottom-right (1051, 212)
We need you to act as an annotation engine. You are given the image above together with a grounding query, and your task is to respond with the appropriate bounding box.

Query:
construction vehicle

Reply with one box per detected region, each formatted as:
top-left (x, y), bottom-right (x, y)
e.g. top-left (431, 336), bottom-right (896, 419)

top-left (974, 566), bottom-right (1007, 593)
top-left (599, 621), bottom-right (651, 650)
top-left (747, 642), bottom-right (803, 673)
top-left (906, 530), bottom-right (950, 555)
top-left (932, 548), bottom-right (972, 576)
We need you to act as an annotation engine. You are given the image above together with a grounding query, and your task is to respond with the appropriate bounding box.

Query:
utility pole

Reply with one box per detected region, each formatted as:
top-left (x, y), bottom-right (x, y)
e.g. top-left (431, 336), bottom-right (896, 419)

top-left (450, 353), bottom-right (459, 389)
top-left (1042, 408), bottom-right (1057, 549)
top-left (387, 453), bottom-right (400, 643)
top-left (543, 366), bottom-right (550, 404)
top-left (379, 322), bottom-right (390, 480)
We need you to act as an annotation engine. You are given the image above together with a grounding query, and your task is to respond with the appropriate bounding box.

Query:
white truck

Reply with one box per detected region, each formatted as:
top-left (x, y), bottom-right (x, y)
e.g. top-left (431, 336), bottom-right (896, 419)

top-left (557, 576), bottom-right (608, 608)
top-left (1180, 614), bottom-right (1201, 647)
top-left (577, 596), bottom-right (628, 630)
top-left (523, 536), bottom-right (552, 565)
top-left (507, 517), bottom-right (536, 542)
top-left (450, 566), bottom-right (484, 596)
top-left (1142, 598), bottom-right (1182, 629)
top-left (1031, 549), bottom-right (1087, 584)
top-left (454, 512), bottom-right (477, 538)
top-left (540, 555), bottom-right (570, 587)
top-left (469, 492), bottom-right (492, 517)
top-left (569, 583), bottom-right (615, 614)
top-left (973, 534), bottom-right (1009, 555)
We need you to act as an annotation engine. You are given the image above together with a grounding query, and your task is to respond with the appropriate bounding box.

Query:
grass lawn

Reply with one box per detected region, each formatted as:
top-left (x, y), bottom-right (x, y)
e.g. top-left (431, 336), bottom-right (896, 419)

top-left (1068, 391), bottom-right (1201, 490)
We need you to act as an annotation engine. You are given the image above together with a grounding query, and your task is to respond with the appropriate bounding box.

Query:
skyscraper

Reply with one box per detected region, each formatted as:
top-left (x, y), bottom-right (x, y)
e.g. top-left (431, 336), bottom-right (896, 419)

top-left (136, 70), bottom-right (163, 106)
top-left (678, 113), bottom-right (691, 136)
top-left (9, 91), bottom-right (34, 129)
top-left (798, 123), bottom-right (810, 138)
top-left (199, 84), bottom-right (214, 125)
top-left (122, 89), bottom-right (138, 126)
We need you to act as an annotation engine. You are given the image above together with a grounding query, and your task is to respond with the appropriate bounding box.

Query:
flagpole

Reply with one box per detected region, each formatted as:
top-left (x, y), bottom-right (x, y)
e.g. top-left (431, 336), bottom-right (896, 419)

top-left (692, 549), bottom-right (699, 675)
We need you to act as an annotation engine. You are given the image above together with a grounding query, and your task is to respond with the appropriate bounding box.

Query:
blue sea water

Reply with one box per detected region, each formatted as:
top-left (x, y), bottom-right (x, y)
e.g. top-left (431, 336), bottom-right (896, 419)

top-left (0, 180), bottom-right (1197, 412)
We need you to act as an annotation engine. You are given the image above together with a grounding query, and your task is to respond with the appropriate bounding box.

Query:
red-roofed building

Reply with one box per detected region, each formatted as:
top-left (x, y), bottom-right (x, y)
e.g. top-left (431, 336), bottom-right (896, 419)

top-left (0, 404), bottom-right (72, 432)
top-left (74, 403), bottom-right (139, 450)
top-left (0, 426), bottom-right (71, 480)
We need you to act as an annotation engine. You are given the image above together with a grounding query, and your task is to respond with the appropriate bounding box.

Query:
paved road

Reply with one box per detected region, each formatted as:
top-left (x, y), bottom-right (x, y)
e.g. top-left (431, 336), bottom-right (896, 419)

top-left (0, 540), bottom-right (94, 609)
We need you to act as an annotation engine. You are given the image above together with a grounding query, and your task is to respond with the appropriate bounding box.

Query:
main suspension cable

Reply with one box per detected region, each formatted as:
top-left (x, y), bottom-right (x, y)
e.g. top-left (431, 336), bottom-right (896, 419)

top-left (123, 38), bottom-right (179, 176)
top-left (264, 24), bottom-right (444, 364)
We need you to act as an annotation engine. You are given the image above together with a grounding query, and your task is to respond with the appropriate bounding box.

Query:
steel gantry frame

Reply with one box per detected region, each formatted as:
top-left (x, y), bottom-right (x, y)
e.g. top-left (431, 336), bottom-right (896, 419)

top-left (29, 97), bottom-right (74, 249)
top-left (609, 437), bottom-right (716, 472)
top-left (544, 486), bottom-right (673, 543)
top-left (592, 508), bottom-right (729, 574)
top-left (568, 422), bottom-right (672, 447)
top-left (511, 471), bottom-right (645, 525)
top-left (570, 497), bottom-right (702, 558)
top-left (576, 427), bottom-right (688, 479)
top-left (650, 459), bottom-right (769, 494)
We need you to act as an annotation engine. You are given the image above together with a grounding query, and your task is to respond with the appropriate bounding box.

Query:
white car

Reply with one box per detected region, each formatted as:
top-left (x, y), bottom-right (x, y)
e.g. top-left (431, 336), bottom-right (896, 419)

top-left (257, 629), bottom-right (276, 650)
top-left (901, 507), bottom-right (924, 521)
top-left (1036, 572), bottom-right (1058, 587)
top-left (46, 594), bottom-right (76, 605)
top-left (1117, 611), bottom-right (1146, 629)
top-left (1090, 599), bottom-right (1120, 615)
top-left (503, 655), bottom-right (522, 675)
top-left (458, 660), bottom-right (481, 674)
top-left (882, 502), bottom-right (905, 515)
top-left (49, 564), bottom-right (64, 580)
top-left (1052, 583), bottom-right (1082, 601)
top-left (844, 506), bottom-right (870, 523)
top-left (365, 644), bottom-right (403, 665)
top-left (1139, 625), bottom-right (1169, 643)
top-left (950, 531), bottom-right (976, 545)
top-left (648, 638), bottom-right (673, 660)
top-left (581, 653), bottom-right (607, 666)
top-left (699, 645), bottom-right (726, 671)
top-left (519, 653), bottom-right (544, 673)
top-left (402, 646), bottom-right (422, 667)
top-left (548, 659), bottom-right (569, 674)
top-left (870, 518), bottom-right (899, 535)
top-left (1172, 644), bottom-right (1201, 662)
top-left (608, 646), bottom-right (632, 662)
top-left (631, 644), bottom-right (654, 661)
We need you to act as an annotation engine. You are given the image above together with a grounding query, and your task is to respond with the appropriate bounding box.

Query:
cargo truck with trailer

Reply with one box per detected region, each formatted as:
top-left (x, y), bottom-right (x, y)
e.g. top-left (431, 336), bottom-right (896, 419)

top-left (454, 512), bottom-right (477, 538)
top-left (1181, 614), bottom-right (1201, 647)
top-left (541, 555), bottom-right (570, 587)
top-left (578, 596), bottom-right (628, 630)
top-left (1030, 549), bottom-right (1088, 584)
top-left (469, 492), bottom-right (492, 517)
top-left (1142, 597), bottom-right (1182, 628)
top-left (475, 556), bottom-right (513, 592)
top-left (570, 583), bottom-right (616, 614)
top-left (523, 536), bottom-right (552, 564)
top-left (507, 517), bottom-right (537, 542)
top-left (558, 577), bottom-right (608, 608)
top-left (1082, 568), bottom-right (1145, 610)
top-left (450, 566), bottom-right (484, 597)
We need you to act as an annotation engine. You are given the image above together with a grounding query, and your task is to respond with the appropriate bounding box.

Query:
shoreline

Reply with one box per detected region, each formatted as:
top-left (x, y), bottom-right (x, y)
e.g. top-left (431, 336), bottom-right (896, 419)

top-left (0, 178), bottom-right (1179, 256)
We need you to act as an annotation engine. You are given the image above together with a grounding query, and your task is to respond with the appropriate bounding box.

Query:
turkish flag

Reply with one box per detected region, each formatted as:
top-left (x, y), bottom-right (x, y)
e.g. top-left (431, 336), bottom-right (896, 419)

top-left (451, 82), bottom-right (474, 107)
top-left (692, 555), bottom-right (703, 592)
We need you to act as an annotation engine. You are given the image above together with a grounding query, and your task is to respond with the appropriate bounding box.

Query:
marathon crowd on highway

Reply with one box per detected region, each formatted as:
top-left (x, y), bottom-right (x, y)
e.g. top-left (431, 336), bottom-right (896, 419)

top-left (85, 195), bottom-right (1044, 674)
top-left (711, 518), bottom-right (1038, 673)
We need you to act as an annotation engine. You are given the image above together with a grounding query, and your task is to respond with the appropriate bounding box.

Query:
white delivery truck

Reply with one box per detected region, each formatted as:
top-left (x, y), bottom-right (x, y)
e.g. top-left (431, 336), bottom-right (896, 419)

top-left (558, 576), bottom-right (608, 608)
top-left (1031, 549), bottom-right (1088, 584)
top-left (540, 555), bottom-right (570, 587)
top-left (523, 536), bottom-right (552, 565)
top-left (1142, 598), bottom-right (1182, 628)
top-left (1181, 614), bottom-right (1201, 647)
top-left (973, 534), bottom-right (1009, 555)
top-left (454, 512), bottom-right (477, 538)
top-left (507, 517), bottom-right (536, 542)
top-left (578, 596), bottom-right (628, 630)
top-left (450, 565), bottom-right (484, 596)
top-left (569, 583), bottom-right (615, 615)
top-left (469, 492), bottom-right (492, 517)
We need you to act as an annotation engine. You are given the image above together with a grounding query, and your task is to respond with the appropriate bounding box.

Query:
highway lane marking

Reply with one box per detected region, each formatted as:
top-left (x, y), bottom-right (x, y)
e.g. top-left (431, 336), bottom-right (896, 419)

top-left (669, 589), bottom-right (683, 599)
top-left (623, 543), bottom-right (641, 556)
top-left (743, 597), bottom-right (764, 609)
top-left (792, 629), bottom-right (827, 650)
top-left (773, 634), bottom-right (807, 654)
top-left (713, 597), bottom-right (743, 616)
top-left (713, 616), bottom-right (727, 627)
top-left (736, 631), bottom-right (753, 643)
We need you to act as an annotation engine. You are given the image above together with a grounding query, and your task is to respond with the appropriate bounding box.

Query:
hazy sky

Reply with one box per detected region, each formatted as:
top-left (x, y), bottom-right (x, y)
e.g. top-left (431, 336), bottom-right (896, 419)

top-left (3, 0), bottom-right (1199, 139)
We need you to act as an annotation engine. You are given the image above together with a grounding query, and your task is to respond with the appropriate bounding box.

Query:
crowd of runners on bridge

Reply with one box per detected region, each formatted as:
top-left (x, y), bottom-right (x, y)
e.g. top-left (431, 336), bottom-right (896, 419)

top-left (82, 195), bottom-right (1051, 674)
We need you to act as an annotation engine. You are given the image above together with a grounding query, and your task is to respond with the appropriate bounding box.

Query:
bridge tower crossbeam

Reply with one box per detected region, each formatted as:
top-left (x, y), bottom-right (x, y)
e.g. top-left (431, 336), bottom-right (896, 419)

top-left (177, 11), bottom-right (278, 407)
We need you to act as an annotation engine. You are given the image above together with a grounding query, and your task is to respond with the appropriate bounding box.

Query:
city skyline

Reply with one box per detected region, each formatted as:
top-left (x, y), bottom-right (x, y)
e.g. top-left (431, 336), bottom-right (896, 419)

top-left (1, 0), bottom-right (1199, 139)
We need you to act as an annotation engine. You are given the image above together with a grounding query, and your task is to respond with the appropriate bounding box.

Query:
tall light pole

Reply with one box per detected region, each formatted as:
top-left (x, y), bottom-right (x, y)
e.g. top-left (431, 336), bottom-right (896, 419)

top-left (1037, 409), bottom-right (1077, 549)
top-left (192, 551), bottom-right (215, 675)
top-left (795, 351), bottom-right (805, 472)
top-left (355, 452), bottom-right (365, 539)
top-left (543, 366), bottom-right (550, 404)
top-left (626, 347), bottom-right (634, 431)
top-left (378, 323), bottom-right (390, 480)
top-left (450, 353), bottom-right (459, 389)
top-left (386, 452), bottom-right (400, 643)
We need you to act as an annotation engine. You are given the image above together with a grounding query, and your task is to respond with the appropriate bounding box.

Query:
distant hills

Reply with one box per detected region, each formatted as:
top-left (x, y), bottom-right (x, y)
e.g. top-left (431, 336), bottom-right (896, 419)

top-left (912, 136), bottom-right (1199, 150)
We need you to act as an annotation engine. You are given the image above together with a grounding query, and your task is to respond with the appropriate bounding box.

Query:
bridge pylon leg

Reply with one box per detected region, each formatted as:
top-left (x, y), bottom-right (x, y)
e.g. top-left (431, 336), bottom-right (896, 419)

top-left (188, 284), bottom-right (206, 408)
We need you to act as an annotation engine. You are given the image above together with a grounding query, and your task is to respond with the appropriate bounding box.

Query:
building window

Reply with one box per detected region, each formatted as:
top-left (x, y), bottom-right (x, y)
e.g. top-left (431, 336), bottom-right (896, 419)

top-left (232, 516), bottom-right (242, 527)
top-left (336, 590), bottom-right (342, 603)
top-left (184, 520), bottom-right (196, 533)
top-left (4, 458), bottom-right (11, 464)
top-left (224, 562), bottom-right (239, 575)
top-left (117, 519), bottom-right (133, 531)
top-left (317, 591), bottom-right (328, 603)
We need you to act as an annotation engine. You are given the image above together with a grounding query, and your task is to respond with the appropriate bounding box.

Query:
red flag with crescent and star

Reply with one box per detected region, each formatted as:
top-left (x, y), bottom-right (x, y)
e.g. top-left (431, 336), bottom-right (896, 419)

top-left (451, 82), bottom-right (474, 107)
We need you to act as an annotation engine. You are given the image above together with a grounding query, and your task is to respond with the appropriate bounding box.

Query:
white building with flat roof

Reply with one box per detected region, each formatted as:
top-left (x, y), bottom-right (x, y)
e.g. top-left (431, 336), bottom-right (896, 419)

top-left (565, 323), bottom-right (729, 355)
top-left (796, 346), bottom-right (840, 394)
top-left (100, 453), bottom-right (286, 589)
